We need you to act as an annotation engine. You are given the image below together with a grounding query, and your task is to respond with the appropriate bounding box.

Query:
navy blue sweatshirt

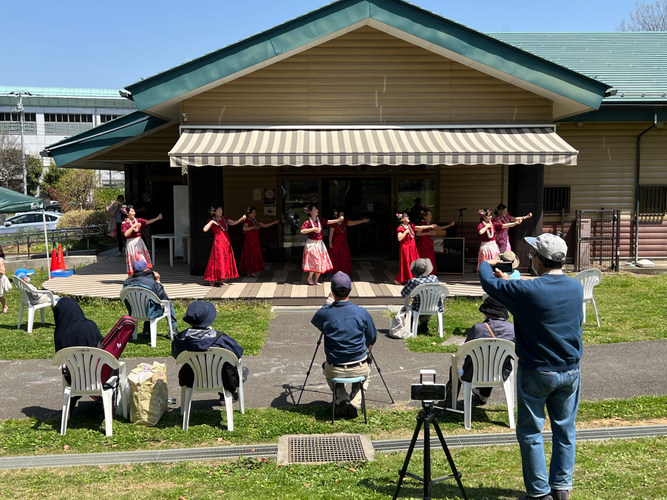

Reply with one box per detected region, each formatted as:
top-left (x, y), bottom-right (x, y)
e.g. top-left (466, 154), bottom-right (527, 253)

top-left (478, 262), bottom-right (583, 372)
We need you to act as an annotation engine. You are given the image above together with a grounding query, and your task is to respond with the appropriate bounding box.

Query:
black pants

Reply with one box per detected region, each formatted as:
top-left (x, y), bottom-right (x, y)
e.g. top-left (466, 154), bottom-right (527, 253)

top-left (116, 221), bottom-right (124, 253)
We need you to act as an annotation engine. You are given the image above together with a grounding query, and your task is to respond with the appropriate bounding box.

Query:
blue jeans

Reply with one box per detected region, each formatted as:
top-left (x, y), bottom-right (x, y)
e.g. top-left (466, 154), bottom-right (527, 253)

top-left (517, 365), bottom-right (581, 497)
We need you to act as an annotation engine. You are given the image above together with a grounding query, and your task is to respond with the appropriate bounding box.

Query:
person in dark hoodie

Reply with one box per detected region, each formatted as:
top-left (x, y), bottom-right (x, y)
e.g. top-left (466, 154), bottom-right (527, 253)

top-left (123, 259), bottom-right (178, 336)
top-left (171, 301), bottom-right (247, 398)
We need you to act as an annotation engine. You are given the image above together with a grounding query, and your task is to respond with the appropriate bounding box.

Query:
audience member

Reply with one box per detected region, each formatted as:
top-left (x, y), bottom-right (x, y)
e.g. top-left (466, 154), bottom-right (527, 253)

top-left (15, 268), bottom-right (59, 305)
top-left (311, 271), bottom-right (377, 419)
top-left (400, 258), bottom-right (442, 333)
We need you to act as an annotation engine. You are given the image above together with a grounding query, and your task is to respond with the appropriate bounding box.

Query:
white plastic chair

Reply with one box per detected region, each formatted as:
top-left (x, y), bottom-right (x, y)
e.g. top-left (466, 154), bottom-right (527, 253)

top-left (404, 283), bottom-right (449, 338)
top-left (52, 347), bottom-right (128, 436)
top-left (573, 269), bottom-right (602, 327)
top-left (12, 275), bottom-right (57, 333)
top-left (119, 287), bottom-right (174, 348)
top-left (176, 347), bottom-right (245, 432)
top-left (450, 338), bottom-right (516, 430)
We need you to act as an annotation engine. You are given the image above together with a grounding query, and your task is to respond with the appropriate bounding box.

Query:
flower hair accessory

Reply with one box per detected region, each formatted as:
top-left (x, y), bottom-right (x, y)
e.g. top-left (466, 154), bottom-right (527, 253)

top-left (396, 213), bottom-right (403, 220)
top-left (478, 209), bottom-right (486, 217)
top-left (304, 207), bottom-right (310, 214)
top-left (247, 206), bottom-right (253, 213)
top-left (120, 205), bottom-right (127, 215)
top-left (209, 206), bottom-right (217, 216)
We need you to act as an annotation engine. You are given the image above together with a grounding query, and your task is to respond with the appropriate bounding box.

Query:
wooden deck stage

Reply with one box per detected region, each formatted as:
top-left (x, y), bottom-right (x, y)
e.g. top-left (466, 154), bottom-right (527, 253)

top-left (44, 253), bottom-right (485, 306)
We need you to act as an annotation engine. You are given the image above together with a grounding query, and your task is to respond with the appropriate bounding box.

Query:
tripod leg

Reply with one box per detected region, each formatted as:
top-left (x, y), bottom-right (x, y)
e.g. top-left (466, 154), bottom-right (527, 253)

top-left (423, 414), bottom-right (431, 500)
top-left (295, 332), bottom-right (324, 406)
top-left (432, 419), bottom-right (468, 500)
top-left (368, 351), bottom-right (395, 404)
top-left (393, 414), bottom-right (423, 500)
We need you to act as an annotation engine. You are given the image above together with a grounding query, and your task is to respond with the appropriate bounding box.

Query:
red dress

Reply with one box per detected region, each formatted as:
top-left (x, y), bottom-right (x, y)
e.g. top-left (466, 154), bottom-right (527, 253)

top-left (416, 220), bottom-right (437, 275)
top-left (203, 217), bottom-right (239, 281)
top-left (329, 218), bottom-right (351, 275)
top-left (239, 219), bottom-right (265, 274)
top-left (395, 223), bottom-right (420, 282)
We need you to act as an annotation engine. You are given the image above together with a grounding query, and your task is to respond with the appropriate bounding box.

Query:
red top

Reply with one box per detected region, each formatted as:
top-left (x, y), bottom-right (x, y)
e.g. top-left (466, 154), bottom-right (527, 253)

top-left (121, 218), bottom-right (147, 239)
top-left (417, 219), bottom-right (434, 241)
top-left (211, 216), bottom-right (230, 231)
top-left (301, 217), bottom-right (328, 241)
top-left (397, 223), bottom-right (416, 243)
top-left (477, 221), bottom-right (504, 242)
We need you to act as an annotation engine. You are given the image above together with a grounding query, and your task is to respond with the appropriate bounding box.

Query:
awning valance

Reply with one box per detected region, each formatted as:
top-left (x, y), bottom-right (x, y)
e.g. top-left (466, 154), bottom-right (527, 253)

top-left (169, 126), bottom-right (578, 170)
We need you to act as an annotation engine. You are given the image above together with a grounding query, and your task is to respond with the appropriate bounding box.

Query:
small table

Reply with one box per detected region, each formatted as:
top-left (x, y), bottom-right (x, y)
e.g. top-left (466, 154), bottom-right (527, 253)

top-left (151, 234), bottom-right (190, 267)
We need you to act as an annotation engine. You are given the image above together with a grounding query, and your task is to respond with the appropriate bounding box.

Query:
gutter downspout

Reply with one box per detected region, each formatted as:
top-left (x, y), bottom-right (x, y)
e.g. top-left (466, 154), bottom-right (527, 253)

top-left (634, 111), bottom-right (658, 264)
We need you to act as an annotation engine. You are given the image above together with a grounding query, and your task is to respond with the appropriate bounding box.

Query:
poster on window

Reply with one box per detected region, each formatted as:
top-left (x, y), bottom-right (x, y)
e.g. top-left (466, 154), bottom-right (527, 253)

top-left (264, 187), bottom-right (276, 205)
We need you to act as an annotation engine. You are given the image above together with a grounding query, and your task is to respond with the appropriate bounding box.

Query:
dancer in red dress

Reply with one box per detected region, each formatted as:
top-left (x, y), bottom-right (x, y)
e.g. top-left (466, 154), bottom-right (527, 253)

top-left (328, 207), bottom-right (370, 276)
top-left (416, 209), bottom-right (455, 275)
top-left (395, 212), bottom-right (436, 285)
top-left (492, 203), bottom-right (532, 253)
top-left (477, 208), bottom-right (523, 270)
top-left (121, 205), bottom-right (162, 277)
top-left (203, 206), bottom-right (246, 286)
top-left (300, 204), bottom-right (343, 286)
top-left (239, 206), bottom-right (279, 277)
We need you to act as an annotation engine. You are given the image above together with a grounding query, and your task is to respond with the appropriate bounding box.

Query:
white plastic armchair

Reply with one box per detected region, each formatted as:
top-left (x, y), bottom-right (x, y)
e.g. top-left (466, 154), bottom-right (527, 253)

top-left (573, 269), bottom-right (602, 327)
top-left (176, 347), bottom-right (245, 432)
top-left (52, 347), bottom-right (128, 436)
top-left (12, 275), bottom-right (57, 333)
top-left (119, 286), bottom-right (174, 348)
top-left (450, 338), bottom-right (516, 430)
top-left (404, 283), bottom-right (449, 338)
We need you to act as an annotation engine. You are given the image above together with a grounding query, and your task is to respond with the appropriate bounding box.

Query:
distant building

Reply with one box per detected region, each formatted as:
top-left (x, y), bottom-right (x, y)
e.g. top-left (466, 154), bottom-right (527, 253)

top-left (0, 86), bottom-right (136, 187)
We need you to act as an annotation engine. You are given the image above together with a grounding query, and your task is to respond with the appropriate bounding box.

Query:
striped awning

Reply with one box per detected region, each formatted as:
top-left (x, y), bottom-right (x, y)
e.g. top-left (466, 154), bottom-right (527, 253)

top-left (169, 127), bottom-right (578, 170)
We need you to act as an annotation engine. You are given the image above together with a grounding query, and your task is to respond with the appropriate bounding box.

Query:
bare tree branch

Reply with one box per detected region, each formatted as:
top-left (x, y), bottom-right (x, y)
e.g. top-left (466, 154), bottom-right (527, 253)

top-left (618, 0), bottom-right (667, 31)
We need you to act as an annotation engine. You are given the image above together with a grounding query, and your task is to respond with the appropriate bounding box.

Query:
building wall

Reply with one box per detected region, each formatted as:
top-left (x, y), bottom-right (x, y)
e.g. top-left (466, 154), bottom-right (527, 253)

top-left (182, 26), bottom-right (553, 125)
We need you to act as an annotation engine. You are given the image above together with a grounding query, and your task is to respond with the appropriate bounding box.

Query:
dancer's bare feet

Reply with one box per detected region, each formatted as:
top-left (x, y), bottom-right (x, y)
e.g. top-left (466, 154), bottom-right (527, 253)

top-left (221, 280), bottom-right (230, 286)
top-left (307, 280), bottom-right (315, 286)
top-left (1, 306), bottom-right (7, 314)
top-left (394, 279), bottom-right (402, 286)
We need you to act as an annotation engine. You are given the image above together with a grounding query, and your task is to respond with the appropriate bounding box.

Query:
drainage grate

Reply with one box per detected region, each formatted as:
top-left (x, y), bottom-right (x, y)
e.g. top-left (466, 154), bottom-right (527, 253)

top-left (278, 434), bottom-right (375, 465)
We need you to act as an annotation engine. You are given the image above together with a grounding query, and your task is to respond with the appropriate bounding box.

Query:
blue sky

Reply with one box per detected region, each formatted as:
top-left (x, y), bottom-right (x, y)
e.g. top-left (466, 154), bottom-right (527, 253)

top-left (7, 0), bottom-right (639, 90)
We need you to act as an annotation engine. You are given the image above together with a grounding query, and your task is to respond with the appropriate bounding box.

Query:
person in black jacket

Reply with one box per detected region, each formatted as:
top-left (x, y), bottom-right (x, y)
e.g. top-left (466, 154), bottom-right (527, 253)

top-left (171, 301), bottom-right (247, 398)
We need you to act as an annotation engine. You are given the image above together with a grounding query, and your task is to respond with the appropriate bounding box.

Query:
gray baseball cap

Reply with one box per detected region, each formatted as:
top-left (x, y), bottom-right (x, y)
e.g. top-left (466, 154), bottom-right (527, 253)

top-left (525, 233), bottom-right (567, 263)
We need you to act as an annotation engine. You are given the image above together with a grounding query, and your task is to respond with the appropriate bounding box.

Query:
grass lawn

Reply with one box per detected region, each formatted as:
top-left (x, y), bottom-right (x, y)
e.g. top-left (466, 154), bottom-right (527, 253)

top-left (0, 270), bottom-right (273, 360)
top-left (0, 395), bottom-right (665, 457)
top-left (0, 436), bottom-right (665, 499)
top-left (407, 273), bottom-right (667, 353)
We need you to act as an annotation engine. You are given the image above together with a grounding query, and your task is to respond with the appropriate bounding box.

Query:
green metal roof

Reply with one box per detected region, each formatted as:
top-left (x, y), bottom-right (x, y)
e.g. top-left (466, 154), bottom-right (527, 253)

top-left (489, 32), bottom-right (667, 104)
top-left (125, 0), bottom-right (610, 112)
top-left (44, 111), bottom-right (168, 167)
top-left (0, 86), bottom-right (126, 98)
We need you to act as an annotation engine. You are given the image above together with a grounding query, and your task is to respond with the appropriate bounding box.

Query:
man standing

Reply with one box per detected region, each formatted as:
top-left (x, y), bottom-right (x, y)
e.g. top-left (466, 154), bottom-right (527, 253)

top-left (479, 233), bottom-right (583, 500)
top-left (123, 260), bottom-right (178, 336)
top-left (311, 271), bottom-right (377, 419)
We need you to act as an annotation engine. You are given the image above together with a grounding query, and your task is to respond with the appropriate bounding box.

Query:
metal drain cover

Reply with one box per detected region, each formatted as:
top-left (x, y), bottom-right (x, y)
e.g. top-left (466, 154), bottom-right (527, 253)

top-left (277, 434), bottom-right (375, 465)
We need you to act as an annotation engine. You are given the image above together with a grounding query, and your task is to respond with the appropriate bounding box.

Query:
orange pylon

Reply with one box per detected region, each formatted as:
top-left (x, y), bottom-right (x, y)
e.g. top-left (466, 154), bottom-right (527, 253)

top-left (57, 245), bottom-right (66, 270)
top-left (50, 249), bottom-right (59, 275)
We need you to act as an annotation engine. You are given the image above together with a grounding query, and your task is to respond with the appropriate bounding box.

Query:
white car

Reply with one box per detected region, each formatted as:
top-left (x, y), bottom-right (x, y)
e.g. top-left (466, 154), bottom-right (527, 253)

top-left (0, 212), bottom-right (62, 234)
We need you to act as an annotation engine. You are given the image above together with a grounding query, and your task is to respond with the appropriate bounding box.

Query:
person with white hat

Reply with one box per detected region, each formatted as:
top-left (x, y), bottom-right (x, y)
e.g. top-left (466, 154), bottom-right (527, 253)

top-left (479, 233), bottom-right (584, 500)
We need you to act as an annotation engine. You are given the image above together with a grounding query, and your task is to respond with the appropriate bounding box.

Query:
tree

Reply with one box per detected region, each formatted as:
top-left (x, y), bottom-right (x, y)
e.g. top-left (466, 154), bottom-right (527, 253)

top-left (618, 0), bottom-right (667, 30)
top-left (0, 131), bottom-right (42, 192)
top-left (49, 168), bottom-right (99, 211)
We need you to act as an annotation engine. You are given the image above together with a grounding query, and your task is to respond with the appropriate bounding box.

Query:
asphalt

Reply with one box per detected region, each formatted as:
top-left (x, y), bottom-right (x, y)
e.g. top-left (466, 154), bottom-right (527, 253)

top-left (1, 309), bottom-right (667, 421)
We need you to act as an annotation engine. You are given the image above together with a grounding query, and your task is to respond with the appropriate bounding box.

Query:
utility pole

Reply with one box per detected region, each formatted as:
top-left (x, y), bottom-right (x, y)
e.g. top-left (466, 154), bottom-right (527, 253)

top-left (10, 91), bottom-right (31, 194)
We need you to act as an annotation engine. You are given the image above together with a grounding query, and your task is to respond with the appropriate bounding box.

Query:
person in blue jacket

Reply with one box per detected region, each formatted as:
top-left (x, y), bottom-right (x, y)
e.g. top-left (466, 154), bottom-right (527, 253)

top-left (479, 233), bottom-right (583, 500)
top-left (311, 271), bottom-right (377, 419)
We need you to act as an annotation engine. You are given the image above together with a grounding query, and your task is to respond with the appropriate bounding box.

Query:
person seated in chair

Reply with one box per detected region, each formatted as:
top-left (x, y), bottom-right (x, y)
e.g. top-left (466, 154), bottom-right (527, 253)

top-left (447, 296), bottom-right (515, 408)
top-left (400, 258), bottom-right (442, 334)
top-left (122, 260), bottom-right (177, 337)
top-left (15, 268), bottom-right (59, 304)
top-left (311, 271), bottom-right (377, 419)
top-left (171, 301), bottom-right (247, 400)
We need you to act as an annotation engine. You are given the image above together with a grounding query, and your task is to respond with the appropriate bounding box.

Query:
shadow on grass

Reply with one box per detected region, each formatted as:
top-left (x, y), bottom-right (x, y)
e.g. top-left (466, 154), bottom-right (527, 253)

top-left (360, 476), bottom-right (522, 500)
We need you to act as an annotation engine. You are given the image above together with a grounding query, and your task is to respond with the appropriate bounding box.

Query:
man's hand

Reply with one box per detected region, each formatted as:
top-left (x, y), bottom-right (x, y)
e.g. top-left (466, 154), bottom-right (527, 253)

top-left (153, 271), bottom-right (161, 282)
top-left (493, 268), bottom-right (510, 280)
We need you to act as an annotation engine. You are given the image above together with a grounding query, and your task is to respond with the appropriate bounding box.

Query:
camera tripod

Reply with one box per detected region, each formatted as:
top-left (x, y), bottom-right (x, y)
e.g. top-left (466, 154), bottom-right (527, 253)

top-left (295, 331), bottom-right (394, 406)
top-left (393, 402), bottom-right (468, 500)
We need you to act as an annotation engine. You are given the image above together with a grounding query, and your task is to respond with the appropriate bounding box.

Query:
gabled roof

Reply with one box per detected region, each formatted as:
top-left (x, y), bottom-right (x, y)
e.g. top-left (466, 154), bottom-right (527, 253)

top-left (490, 32), bottom-right (667, 104)
top-left (125, 0), bottom-right (610, 120)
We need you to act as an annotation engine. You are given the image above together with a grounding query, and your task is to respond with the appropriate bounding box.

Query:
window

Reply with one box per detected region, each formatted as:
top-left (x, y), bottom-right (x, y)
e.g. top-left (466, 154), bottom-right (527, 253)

top-left (44, 113), bottom-right (93, 123)
top-left (640, 186), bottom-right (667, 215)
top-left (100, 114), bottom-right (121, 123)
top-left (544, 186), bottom-right (571, 214)
top-left (0, 112), bottom-right (36, 122)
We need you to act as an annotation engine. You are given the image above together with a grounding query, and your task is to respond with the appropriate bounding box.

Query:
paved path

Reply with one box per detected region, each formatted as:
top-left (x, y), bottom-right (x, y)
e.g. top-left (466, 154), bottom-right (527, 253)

top-left (1, 310), bottom-right (666, 421)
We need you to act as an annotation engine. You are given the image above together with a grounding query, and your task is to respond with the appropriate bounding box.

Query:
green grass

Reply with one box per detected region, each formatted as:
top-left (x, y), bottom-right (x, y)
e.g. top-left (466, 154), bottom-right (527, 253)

top-left (1, 395), bottom-right (664, 458)
top-left (0, 270), bottom-right (273, 360)
top-left (407, 273), bottom-right (667, 353)
top-left (1, 437), bottom-right (665, 499)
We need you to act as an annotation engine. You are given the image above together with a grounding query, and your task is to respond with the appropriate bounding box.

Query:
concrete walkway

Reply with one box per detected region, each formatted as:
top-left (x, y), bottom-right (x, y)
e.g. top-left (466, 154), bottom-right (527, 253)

top-left (1, 310), bottom-right (666, 421)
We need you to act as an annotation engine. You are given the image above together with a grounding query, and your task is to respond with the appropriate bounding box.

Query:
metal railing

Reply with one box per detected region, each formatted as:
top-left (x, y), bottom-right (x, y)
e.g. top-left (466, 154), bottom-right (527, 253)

top-left (575, 210), bottom-right (620, 272)
top-left (0, 225), bottom-right (107, 259)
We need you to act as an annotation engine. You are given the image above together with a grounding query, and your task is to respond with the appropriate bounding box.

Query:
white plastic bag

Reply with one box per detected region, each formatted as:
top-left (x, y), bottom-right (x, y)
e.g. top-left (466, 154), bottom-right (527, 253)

top-left (389, 306), bottom-right (412, 339)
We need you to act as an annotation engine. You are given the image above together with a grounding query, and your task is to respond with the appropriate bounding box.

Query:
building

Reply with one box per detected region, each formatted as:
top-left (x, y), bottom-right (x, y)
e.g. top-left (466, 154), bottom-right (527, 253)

top-left (0, 86), bottom-right (136, 187)
top-left (42, 0), bottom-right (667, 273)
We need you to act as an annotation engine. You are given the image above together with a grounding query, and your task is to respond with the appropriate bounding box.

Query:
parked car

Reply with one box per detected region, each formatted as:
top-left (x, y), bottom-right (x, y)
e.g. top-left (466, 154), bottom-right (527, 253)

top-left (0, 212), bottom-right (62, 234)
top-left (15, 203), bottom-right (61, 216)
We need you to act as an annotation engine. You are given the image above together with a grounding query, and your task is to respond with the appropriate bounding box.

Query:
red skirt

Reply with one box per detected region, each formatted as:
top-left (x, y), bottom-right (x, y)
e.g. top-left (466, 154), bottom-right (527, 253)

top-left (302, 240), bottom-right (333, 273)
top-left (395, 239), bottom-right (420, 282)
top-left (239, 230), bottom-right (265, 274)
top-left (203, 230), bottom-right (239, 281)
top-left (329, 233), bottom-right (352, 275)
top-left (416, 236), bottom-right (437, 275)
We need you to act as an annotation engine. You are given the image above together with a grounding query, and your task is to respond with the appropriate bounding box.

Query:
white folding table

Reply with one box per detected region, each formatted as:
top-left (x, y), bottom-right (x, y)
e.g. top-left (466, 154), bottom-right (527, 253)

top-left (151, 233), bottom-right (190, 267)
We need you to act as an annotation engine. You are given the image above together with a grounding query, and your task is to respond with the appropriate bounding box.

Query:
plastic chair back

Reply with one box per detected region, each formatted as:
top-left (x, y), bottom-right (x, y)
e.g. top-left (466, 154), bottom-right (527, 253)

top-left (11, 276), bottom-right (34, 306)
top-left (53, 347), bottom-right (120, 395)
top-left (453, 338), bottom-right (515, 387)
top-left (573, 269), bottom-right (602, 303)
top-left (119, 287), bottom-right (162, 322)
top-left (406, 283), bottom-right (449, 313)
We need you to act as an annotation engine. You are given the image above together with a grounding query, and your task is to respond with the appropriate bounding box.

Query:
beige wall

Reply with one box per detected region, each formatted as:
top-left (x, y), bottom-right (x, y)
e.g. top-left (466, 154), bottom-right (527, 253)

top-left (183, 26), bottom-right (552, 125)
top-left (94, 125), bottom-right (179, 162)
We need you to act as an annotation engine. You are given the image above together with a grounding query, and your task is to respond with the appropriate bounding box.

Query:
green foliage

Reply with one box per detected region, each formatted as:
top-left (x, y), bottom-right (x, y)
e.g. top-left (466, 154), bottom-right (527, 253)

top-left (55, 210), bottom-right (109, 230)
top-left (41, 161), bottom-right (65, 191)
top-left (94, 187), bottom-right (125, 210)
top-left (25, 154), bottom-right (44, 195)
top-left (48, 169), bottom-right (99, 211)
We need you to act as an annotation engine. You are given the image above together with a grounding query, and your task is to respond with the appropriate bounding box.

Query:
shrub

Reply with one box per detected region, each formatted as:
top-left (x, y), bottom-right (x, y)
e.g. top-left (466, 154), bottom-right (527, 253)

top-left (56, 210), bottom-right (109, 229)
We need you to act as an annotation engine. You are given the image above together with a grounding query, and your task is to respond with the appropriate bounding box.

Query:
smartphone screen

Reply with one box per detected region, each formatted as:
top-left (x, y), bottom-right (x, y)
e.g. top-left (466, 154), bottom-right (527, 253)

top-left (495, 262), bottom-right (513, 274)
